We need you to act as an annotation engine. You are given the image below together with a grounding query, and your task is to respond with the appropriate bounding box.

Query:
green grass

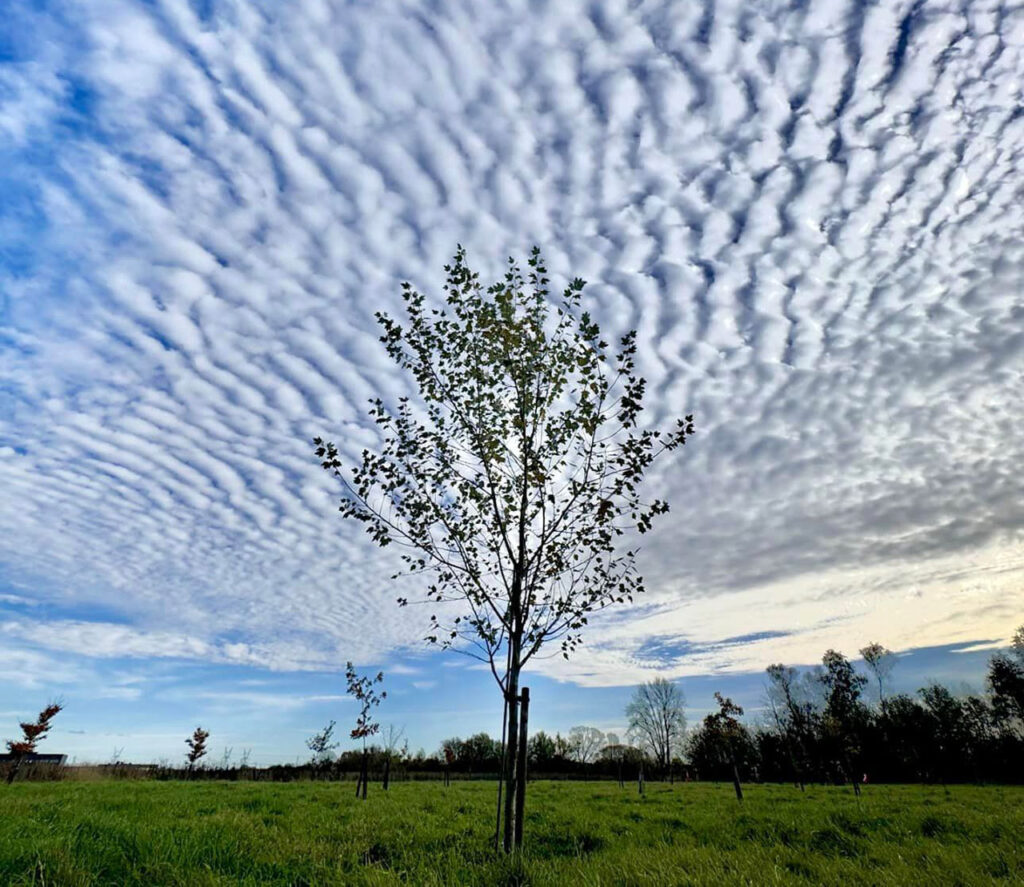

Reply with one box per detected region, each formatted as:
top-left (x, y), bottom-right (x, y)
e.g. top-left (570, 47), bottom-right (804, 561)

top-left (1, 780), bottom-right (1021, 885)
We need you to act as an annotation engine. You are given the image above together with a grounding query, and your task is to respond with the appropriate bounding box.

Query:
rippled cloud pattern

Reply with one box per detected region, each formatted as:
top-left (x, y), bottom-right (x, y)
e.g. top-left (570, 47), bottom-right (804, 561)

top-left (1, 0), bottom-right (1021, 685)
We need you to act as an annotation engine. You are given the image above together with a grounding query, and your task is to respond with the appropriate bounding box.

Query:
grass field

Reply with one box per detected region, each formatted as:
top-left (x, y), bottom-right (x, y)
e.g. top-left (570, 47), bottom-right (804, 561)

top-left (1, 780), bottom-right (1021, 886)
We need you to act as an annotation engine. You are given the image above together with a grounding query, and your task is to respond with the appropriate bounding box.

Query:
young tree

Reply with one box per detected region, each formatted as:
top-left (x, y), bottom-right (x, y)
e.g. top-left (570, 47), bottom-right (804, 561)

top-left (314, 247), bottom-right (693, 850)
top-left (859, 642), bottom-right (896, 705)
top-left (626, 677), bottom-right (687, 774)
top-left (346, 662), bottom-right (385, 799)
top-left (688, 693), bottom-right (750, 800)
top-left (185, 727), bottom-right (209, 776)
top-left (4, 702), bottom-right (63, 785)
top-left (306, 720), bottom-right (340, 771)
top-left (710, 692), bottom-right (747, 802)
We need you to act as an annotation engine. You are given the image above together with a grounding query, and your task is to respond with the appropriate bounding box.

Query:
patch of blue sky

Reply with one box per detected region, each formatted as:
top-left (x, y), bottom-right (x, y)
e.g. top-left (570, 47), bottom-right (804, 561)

top-left (634, 635), bottom-right (708, 663)
top-left (634, 630), bottom-right (794, 665)
top-left (717, 630), bottom-right (792, 645)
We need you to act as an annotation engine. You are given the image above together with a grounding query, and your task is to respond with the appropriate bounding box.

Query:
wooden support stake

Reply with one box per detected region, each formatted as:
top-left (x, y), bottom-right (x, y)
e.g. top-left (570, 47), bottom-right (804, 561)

top-left (514, 687), bottom-right (530, 849)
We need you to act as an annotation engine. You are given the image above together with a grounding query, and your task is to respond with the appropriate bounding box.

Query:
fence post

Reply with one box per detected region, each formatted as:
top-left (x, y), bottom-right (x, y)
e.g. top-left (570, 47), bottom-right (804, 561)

top-left (513, 687), bottom-right (530, 849)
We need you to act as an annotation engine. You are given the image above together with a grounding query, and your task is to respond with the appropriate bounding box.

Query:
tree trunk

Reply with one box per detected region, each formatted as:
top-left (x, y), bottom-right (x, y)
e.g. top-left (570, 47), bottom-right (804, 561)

top-left (493, 693), bottom-right (509, 851)
top-left (383, 756), bottom-right (390, 790)
top-left (5, 755), bottom-right (24, 786)
top-left (514, 687), bottom-right (530, 849)
top-left (356, 749), bottom-right (368, 799)
top-left (638, 764), bottom-right (645, 795)
top-left (841, 750), bottom-right (860, 797)
top-left (502, 665), bottom-right (520, 853)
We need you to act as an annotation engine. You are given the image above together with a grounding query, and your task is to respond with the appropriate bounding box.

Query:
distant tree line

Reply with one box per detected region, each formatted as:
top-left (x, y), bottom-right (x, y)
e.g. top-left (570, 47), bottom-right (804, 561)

top-left (6, 627), bottom-right (1021, 787)
top-left (689, 630), bottom-right (1024, 787)
top-left (399, 627), bottom-right (1024, 788)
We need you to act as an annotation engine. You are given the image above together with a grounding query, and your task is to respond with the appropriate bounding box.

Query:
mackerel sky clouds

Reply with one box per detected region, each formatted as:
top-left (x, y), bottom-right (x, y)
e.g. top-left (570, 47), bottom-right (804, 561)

top-left (0, 0), bottom-right (1021, 759)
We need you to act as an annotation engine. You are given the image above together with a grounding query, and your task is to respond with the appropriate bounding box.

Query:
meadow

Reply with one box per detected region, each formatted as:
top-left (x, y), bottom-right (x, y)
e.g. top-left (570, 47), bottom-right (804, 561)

top-left (1, 780), bottom-right (1022, 886)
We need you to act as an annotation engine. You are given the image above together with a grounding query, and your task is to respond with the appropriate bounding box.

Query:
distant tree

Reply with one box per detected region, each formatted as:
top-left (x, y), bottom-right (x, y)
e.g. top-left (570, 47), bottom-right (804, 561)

top-left (819, 650), bottom-right (868, 792)
top-left (381, 724), bottom-right (407, 790)
top-left (306, 720), bottom-right (340, 769)
top-left (765, 665), bottom-right (806, 789)
top-left (987, 654), bottom-right (1024, 726)
top-left (876, 693), bottom-right (932, 780)
top-left (553, 732), bottom-right (573, 760)
top-left (987, 623), bottom-right (1024, 728)
top-left (567, 725), bottom-right (605, 772)
top-left (765, 663), bottom-right (825, 786)
top-left (598, 742), bottom-right (630, 787)
top-left (185, 727), bottom-right (209, 776)
top-left (859, 642), bottom-right (896, 705)
top-left (918, 683), bottom-right (975, 783)
top-left (960, 693), bottom-right (998, 780)
top-left (527, 731), bottom-right (557, 768)
top-left (626, 677), bottom-right (686, 774)
top-left (441, 740), bottom-right (456, 787)
top-left (314, 247), bottom-right (694, 850)
top-left (457, 733), bottom-right (502, 770)
top-left (346, 662), bottom-right (385, 800)
top-left (5, 702), bottom-right (63, 785)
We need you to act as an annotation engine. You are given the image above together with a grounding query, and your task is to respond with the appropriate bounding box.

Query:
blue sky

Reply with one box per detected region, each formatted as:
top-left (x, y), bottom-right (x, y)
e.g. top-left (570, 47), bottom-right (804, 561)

top-left (1, 0), bottom-right (1021, 763)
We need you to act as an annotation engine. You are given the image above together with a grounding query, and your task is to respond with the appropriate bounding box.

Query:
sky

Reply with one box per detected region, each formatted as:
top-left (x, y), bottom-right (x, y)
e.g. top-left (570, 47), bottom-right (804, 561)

top-left (0, 0), bottom-right (1021, 765)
